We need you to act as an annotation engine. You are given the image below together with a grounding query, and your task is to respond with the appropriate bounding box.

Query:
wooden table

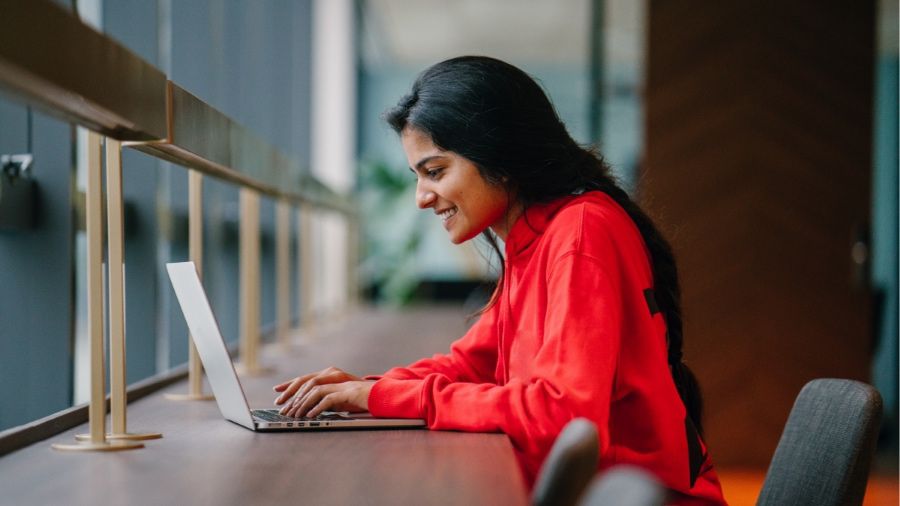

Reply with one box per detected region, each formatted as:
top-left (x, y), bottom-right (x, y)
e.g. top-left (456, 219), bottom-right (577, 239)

top-left (0, 307), bottom-right (529, 505)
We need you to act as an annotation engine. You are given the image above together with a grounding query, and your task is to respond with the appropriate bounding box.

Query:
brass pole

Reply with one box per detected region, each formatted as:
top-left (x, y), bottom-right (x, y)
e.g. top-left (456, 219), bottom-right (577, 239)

top-left (299, 203), bottom-right (315, 336)
top-left (237, 189), bottom-right (269, 375)
top-left (165, 169), bottom-right (214, 401)
top-left (54, 132), bottom-right (142, 452)
top-left (276, 199), bottom-right (291, 349)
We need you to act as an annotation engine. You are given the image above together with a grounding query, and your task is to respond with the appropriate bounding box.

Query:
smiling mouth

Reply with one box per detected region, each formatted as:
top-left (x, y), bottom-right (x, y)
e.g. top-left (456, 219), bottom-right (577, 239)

top-left (438, 207), bottom-right (458, 223)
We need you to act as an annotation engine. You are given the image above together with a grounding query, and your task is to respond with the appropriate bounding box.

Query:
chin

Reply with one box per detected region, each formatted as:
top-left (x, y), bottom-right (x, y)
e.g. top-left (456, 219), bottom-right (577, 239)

top-left (449, 227), bottom-right (482, 245)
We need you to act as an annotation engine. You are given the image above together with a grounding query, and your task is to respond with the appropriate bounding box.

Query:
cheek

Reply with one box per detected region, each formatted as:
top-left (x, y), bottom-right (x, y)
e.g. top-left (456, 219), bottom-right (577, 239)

top-left (471, 192), bottom-right (507, 224)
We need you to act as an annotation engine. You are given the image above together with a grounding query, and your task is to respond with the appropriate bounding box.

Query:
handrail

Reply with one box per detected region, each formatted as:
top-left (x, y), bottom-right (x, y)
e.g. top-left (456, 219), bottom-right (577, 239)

top-left (0, 1), bottom-right (167, 140)
top-left (0, 0), bottom-right (353, 214)
top-left (0, 0), bottom-right (358, 450)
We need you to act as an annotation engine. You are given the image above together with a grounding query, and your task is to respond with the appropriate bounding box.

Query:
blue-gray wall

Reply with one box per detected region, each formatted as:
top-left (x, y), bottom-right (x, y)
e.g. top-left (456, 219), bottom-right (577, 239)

top-left (0, 103), bottom-right (75, 430)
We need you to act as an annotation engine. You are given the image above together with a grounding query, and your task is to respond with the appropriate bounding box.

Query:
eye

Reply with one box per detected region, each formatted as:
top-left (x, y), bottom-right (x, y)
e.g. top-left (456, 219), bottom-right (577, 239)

top-left (425, 167), bottom-right (444, 180)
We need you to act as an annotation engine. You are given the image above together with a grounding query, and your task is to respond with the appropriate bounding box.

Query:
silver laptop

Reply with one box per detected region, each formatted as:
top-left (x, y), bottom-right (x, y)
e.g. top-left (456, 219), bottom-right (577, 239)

top-left (166, 261), bottom-right (425, 431)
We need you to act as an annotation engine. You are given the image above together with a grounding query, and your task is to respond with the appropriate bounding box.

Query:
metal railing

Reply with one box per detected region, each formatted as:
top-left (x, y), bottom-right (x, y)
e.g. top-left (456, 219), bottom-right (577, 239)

top-left (0, 0), bottom-right (357, 452)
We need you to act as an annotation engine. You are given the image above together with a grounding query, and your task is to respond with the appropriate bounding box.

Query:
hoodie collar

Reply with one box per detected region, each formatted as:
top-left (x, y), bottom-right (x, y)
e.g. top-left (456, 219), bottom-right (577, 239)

top-left (504, 195), bottom-right (578, 258)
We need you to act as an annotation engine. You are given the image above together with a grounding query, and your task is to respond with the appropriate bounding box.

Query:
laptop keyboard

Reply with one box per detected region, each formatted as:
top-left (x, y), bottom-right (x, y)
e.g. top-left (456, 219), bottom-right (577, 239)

top-left (252, 409), bottom-right (352, 422)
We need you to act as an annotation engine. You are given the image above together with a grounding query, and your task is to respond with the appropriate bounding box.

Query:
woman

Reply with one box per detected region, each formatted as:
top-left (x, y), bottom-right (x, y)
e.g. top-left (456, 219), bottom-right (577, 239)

top-left (274, 56), bottom-right (726, 504)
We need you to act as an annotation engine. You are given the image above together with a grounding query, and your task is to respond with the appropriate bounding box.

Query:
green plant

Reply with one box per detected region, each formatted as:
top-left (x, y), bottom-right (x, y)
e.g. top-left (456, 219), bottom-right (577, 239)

top-left (359, 159), bottom-right (426, 305)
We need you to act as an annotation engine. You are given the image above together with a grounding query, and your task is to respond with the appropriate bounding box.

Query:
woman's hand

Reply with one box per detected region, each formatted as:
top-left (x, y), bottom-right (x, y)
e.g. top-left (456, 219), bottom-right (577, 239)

top-left (272, 366), bottom-right (374, 418)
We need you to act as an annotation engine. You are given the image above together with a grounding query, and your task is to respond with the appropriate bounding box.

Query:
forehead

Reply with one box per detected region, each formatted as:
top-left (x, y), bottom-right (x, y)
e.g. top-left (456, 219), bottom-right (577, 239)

top-left (400, 127), bottom-right (442, 159)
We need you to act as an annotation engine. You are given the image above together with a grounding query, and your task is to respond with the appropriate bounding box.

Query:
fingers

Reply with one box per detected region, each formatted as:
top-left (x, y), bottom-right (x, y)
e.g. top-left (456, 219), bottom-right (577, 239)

top-left (280, 381), bottom-right (373, 418)
top-left (283, 384), bottom-right (336, 418)
top-left (273, 367), bottom-right (343, 404)
top-left (306, 392), bottom-right (345, 419)
top-left (273, 367), bottom-right (363, 412)
top-left (273, 367), bottom-right (338, 393)
top-left (273, 375), bottom-right (307, 393)
top-left (272, 379), bottom-right (293, 392)
top-left (273, 373), bottom-right (316, 405)
top-left (282, 368), bottom-right (347, 409)
top-left (281, 374), bottom-right (337, 416)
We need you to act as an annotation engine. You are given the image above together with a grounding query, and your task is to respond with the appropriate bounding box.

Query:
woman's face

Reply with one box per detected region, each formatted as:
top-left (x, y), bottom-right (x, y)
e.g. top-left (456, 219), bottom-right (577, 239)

top-left (401, 127), bottom-right (517, 244)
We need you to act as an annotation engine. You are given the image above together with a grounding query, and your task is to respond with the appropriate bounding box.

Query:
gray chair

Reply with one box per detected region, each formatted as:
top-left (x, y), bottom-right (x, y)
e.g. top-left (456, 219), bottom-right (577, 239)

top-left (757, 378), bottom-right (883, 506)
top-left (579, 466), bottom-right (666, 506)
top-left (532, 418), bottom-right (599, 506)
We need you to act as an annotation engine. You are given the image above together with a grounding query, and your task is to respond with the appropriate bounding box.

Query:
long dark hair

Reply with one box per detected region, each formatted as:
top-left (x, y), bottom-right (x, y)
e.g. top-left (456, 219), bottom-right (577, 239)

top-left (384, 56), bottom-right (704, 434)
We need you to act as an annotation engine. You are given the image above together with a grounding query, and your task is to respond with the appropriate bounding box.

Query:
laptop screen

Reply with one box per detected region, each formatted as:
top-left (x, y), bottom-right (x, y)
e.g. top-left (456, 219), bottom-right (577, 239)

top-left (166, 261), bottom-right (255, 429)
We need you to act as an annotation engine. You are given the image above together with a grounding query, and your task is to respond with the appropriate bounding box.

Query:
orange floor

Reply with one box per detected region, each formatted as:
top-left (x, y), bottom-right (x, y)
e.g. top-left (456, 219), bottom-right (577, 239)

top-left (716, 469), bottom-right (899, 505)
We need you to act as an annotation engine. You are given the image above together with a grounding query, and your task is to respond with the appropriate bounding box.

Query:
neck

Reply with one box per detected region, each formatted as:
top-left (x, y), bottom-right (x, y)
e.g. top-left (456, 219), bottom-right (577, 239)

top-left (489, 203), bottom-right (524, 242)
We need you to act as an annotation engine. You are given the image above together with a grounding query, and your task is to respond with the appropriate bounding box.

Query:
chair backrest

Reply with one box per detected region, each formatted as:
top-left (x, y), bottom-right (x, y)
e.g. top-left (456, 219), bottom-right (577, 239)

top-left (578, 466), bottom-right (666, 506)
top-left (757, 378), bottom-right (883, 506)
top-left (532, 418), bottom-right (599, 506)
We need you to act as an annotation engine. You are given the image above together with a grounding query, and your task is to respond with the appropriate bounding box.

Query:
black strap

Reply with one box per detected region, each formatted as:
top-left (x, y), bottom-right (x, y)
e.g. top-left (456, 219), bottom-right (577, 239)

top-left (646, 288), bottom-right (678, 363)
top-left (643, 288), bottom-right (660, 315)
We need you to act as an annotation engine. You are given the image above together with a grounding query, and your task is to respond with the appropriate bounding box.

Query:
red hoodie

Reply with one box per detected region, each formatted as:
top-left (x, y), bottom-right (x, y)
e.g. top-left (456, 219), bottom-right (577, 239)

top-left (367, 192), bottom-right (727, 504)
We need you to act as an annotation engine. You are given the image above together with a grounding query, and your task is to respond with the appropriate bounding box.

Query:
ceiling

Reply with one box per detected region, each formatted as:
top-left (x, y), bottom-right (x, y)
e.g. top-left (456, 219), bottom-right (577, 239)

top-left (360, 0), bottom-right (593, 68)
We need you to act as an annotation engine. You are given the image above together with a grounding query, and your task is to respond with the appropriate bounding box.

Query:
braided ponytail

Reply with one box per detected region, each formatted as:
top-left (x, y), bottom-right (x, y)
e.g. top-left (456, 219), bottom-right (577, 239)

top-left (587, 173), bottom-right (704, 435)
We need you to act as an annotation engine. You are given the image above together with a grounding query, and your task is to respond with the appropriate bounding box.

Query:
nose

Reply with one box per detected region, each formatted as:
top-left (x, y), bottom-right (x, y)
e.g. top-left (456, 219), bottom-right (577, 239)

top-left (416, 181), bottom-right (436, 209)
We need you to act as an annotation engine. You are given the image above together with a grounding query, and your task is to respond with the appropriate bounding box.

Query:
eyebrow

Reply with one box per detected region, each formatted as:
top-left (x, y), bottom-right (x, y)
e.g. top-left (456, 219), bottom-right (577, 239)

top-left (410, 155), bottom-right (447, 173)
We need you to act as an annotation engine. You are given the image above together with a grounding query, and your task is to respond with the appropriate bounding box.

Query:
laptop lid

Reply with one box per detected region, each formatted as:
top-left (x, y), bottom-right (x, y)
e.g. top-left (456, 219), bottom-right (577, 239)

top-left (166, 261), bottom-right (256, 430)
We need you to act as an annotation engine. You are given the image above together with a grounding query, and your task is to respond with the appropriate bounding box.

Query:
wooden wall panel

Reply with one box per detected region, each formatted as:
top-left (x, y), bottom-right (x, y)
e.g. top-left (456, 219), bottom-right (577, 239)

top-left (643, 1), bottom-right (875, 466)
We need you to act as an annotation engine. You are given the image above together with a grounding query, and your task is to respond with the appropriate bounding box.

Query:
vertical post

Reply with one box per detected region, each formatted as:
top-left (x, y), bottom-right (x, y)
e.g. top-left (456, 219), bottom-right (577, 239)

top-left (299, 202), bottom-right (315, 335)
top-left (295, 206), bottom-right (303, 332)
top-left (94, 139), bottom-right (162, 439)
top-left (251, 193), bottom-right (260, 364)
top-left (165, 170), bottom-right (213, 401)
top-left (239, 188), bottom-right (267, 374)
top-left (87, 132), bottom-right (108, 442)
top-left (188, 170), bottom-right (205, 394)
top-left (276, 199), bottom-right (291, 349)
top-left (106, 137), bottom-right (127, 436)
top-left (239, 189), bottom-right (253, 371)
top-left (346, 214), bottom-right (359, 310)
top-left (53, 132), bottom-right (141, 452)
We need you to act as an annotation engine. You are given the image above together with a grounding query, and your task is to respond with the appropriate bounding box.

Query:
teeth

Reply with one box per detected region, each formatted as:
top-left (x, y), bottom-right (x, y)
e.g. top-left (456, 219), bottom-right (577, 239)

top-left (440, 207), bottom-right (457, 222)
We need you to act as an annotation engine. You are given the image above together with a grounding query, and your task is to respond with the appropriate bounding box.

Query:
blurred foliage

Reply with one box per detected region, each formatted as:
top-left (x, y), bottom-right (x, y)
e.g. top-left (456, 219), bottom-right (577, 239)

top-left (366, 160), bottom-right (411, 195)
top-left (358, 159), bottom-right (426, 305)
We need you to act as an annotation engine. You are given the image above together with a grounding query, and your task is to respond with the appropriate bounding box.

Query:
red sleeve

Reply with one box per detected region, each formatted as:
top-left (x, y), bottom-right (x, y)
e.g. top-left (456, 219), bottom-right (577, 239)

top-left (368, 252), bottom-right (621, 464)
top-left (371, 303), bottom-right (500, 384)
